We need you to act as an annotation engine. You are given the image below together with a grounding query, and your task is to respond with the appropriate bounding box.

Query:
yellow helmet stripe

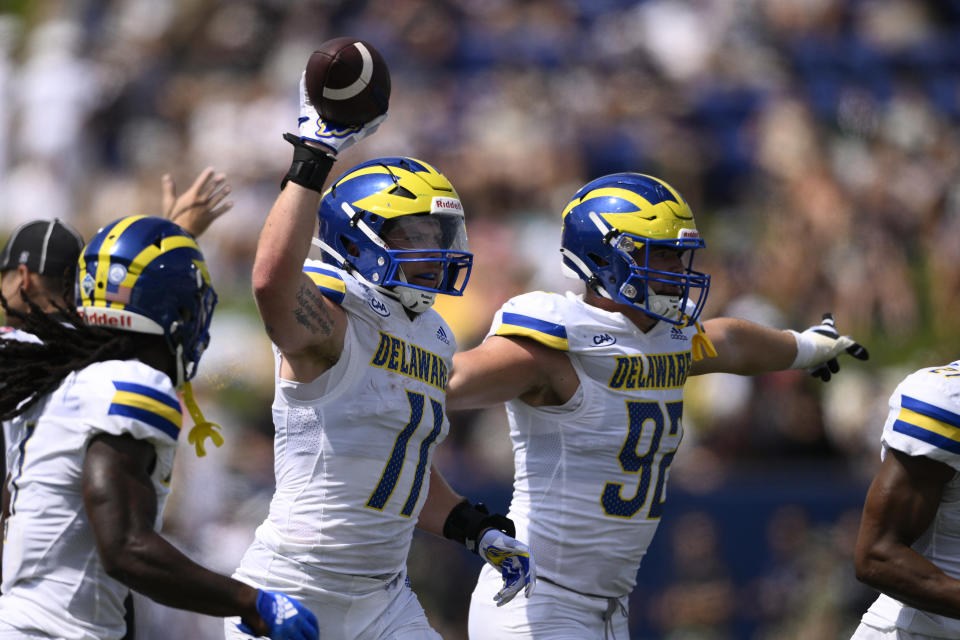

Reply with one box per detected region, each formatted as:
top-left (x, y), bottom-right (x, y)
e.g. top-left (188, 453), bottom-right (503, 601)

top-left (584, 187), bottom-right (656, 211)
top-left (118, 235), bottom-right (200, 290)
top-left (193, 258), bottom-right (211, 286)
top-left (85, 216), bottom-right (146, 307)
top-left (338, 164), bottom-right (424, 188)
top-left (560, 176), bottom-right (689, 218)
top-left (337, 164), bottom-right (398, 182)
top-left (336, 158), bottom-right (446, 181)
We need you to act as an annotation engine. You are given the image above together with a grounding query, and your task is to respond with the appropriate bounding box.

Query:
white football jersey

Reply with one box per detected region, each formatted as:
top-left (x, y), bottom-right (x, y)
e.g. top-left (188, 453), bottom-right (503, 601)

top-left (0, 325), bottom-right (42, 344)
top-left (250, 262), bottom-right (455, 579)
top-left (1, 326), bottom-right (42, 464)
top-left (489, 291), bottom-right (708, 598)
top-left (861, 359), bottom-right (960, 636)
top-left (0, 359), bottom-right (180, 640)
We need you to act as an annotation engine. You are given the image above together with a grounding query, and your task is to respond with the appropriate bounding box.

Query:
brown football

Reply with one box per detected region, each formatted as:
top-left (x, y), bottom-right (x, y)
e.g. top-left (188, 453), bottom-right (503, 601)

top-left (304, 37), bottom-right (391, 127)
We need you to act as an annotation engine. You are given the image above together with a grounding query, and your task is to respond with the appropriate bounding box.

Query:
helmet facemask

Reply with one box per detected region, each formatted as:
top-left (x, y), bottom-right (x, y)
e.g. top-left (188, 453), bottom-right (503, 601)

top-left (168, 276), bottom-right (218, 386)
top-left (603, 231), bottom-right (709, 324)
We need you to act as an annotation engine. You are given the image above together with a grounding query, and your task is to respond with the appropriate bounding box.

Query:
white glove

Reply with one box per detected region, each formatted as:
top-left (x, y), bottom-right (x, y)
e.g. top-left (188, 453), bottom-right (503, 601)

top-left (478, 528), bottom-right (536, 606)
top-left (298, 71), bottom-right (385, 155)
top-left (789, 313), bottom-right (869, 381)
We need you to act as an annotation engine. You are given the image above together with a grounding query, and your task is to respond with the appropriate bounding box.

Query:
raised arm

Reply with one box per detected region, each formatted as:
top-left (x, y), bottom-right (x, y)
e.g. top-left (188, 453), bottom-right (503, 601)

top-left (854, 449), bottom-right (960, 617)
top-left (447, 335), bottom-right (578, 411)
top-left (251, 180), bottom-right (347, 380)
top-left (252, 71), bottom-right (383, 382)
top-left (162, 167), bottom-right (233, 238)
top-left (82, 434), bottom-right (317, 638)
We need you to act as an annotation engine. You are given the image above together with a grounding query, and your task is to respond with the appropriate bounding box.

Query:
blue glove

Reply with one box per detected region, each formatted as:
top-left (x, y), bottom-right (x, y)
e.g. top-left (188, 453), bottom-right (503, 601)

top-left (236, 590), bottom-right (319, 640)
top-left (477, 528), bottom-right (536, 606)
top-left (298, 71), bottom-right (385, 155)
top-left (789, 312), bottom-right (869, 382)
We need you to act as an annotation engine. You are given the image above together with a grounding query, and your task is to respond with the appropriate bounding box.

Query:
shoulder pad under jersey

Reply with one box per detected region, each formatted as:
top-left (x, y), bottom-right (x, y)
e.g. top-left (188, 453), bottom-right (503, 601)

top-left (882, 361), bottom-right (960, 470)
top-left (75, 360), bottom-right (183, 446)
top-left (487, 291), bottom-right (572, 351)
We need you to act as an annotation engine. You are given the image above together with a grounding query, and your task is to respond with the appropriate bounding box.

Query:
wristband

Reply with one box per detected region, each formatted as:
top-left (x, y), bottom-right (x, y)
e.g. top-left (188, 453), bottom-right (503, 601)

top-left (787, 329), bottom-right (811, 369)
top-left (280, 133), bottom-right (335, 193)
top-left (789, 328), bottom-right (839, 369)
top-left (443, 500), bottom-right (516, 554)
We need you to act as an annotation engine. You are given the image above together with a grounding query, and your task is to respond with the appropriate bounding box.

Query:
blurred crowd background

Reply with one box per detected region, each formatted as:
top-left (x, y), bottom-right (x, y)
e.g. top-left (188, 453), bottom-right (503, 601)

top-left (2, 0), bottom-right (959, 638)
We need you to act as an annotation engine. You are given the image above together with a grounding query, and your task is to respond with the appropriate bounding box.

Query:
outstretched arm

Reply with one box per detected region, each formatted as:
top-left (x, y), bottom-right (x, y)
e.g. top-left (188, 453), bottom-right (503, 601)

top-left (854, 449), bottom-right (960, 617)
top-left (448, 336), bottom-right (578, 411)
top-left (692, 313), bottom-right (868, 378)
top-left (691, 317), bottom-right (798, 376)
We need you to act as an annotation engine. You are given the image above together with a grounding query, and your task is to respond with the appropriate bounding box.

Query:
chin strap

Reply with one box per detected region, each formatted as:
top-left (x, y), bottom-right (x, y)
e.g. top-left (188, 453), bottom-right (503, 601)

top-left (396, 286), bottom-right (436, 313)
top-left (183, 381), bottom-right (224, 457)
top-left (645, 289), bottom-right (682, 320)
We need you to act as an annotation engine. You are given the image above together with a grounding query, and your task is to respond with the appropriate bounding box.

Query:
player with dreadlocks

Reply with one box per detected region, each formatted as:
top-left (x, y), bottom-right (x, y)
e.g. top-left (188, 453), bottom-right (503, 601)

top-left (0, 216), bottom-right (318, 640)
top-left (0, 167), bottom-right (233, 638)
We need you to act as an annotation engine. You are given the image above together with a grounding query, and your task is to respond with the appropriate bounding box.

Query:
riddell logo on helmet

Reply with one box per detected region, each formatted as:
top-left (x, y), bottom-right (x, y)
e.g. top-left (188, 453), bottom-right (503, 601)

top-left (78, 309), bottom-right (132, 328)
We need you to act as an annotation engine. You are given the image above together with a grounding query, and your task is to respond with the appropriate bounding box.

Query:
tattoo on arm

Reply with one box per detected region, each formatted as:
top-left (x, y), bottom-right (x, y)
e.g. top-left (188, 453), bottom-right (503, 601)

top-left (293, 284), bottom-right (335, 336)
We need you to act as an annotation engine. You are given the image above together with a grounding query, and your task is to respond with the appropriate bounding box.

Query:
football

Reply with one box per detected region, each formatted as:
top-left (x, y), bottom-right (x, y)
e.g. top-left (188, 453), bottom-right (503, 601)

top-left (304, 37), bottom-right (391, 127)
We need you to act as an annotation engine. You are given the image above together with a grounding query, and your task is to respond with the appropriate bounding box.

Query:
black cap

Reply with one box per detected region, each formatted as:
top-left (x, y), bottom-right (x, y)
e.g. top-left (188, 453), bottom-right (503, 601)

top-left (0, 219), bottom-right (85, 279)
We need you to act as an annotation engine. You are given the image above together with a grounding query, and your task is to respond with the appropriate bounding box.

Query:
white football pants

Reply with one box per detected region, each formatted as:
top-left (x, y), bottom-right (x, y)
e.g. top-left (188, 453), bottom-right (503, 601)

top-left (468, 564), bottom-right (629, 640)
top-left (224, 539), bottom-right (441, 640)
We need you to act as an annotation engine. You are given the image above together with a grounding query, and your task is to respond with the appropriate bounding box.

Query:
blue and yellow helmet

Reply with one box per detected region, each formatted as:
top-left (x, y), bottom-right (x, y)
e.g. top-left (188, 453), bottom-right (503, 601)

top-left (560, 173), bottom-right (710, 325)
top-left (76, 216), bottom-right (218, 383)
top-left (316, 157), bottom-right (472, 312)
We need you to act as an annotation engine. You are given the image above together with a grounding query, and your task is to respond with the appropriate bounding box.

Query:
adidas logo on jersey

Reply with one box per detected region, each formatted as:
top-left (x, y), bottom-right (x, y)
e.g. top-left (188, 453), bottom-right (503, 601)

top-left (670, 327), bottom-right (687, 340)
top-left (436, 326), bottom-right (450, 344)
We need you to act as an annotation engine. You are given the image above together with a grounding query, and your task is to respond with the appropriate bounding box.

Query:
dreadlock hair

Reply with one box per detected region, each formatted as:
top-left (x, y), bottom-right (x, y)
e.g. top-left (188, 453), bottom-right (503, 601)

top-left (0, 289), bottom-right (167, 421)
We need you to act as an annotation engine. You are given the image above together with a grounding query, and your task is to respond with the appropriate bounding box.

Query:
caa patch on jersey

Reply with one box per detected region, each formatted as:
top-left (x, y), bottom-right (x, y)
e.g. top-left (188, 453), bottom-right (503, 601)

top-left (882, 361), bottom-right (960, 470)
